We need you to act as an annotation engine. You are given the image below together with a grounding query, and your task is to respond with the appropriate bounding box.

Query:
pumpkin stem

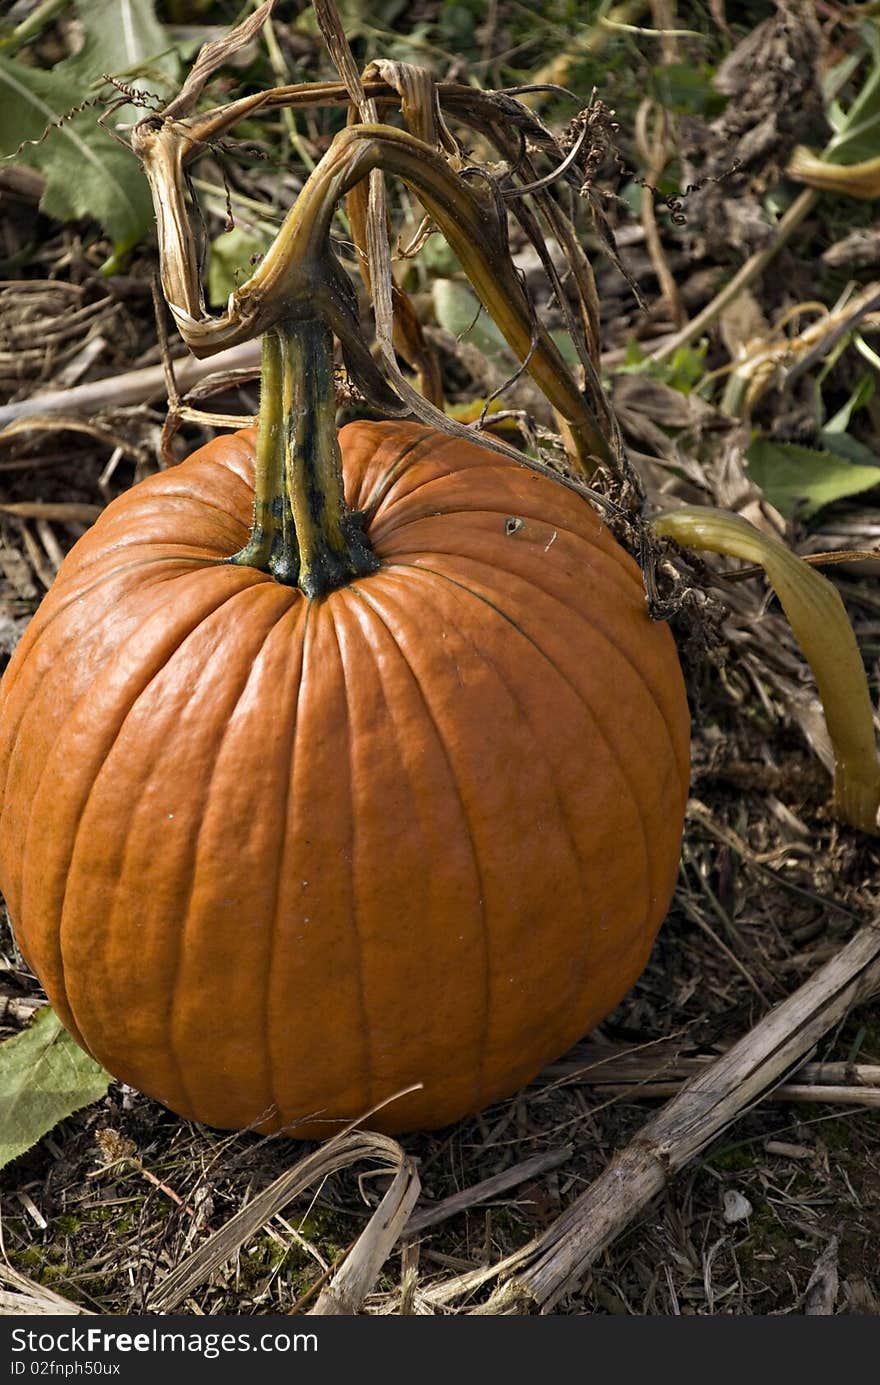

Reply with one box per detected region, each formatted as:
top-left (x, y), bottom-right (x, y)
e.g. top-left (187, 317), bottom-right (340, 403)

top-left (229, 316), bottom-right (378, 597)
top-left (134, 107), bottom-right (615, 479)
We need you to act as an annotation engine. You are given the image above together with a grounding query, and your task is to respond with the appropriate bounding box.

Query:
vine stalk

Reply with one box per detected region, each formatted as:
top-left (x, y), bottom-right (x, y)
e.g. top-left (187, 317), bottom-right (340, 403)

top-left (133, 116), bottom-right (613, 477)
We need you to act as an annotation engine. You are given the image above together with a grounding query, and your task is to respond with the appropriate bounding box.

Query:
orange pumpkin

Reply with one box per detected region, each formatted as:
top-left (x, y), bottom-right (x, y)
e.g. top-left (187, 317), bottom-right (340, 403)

top-left (0, 420), bottom-right (689, 1136)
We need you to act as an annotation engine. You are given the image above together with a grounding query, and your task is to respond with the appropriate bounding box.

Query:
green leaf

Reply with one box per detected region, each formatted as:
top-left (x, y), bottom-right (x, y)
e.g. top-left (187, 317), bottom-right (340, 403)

top-left (64, 0), bottom-right (173, 85)
top-left (208, 227), bottom-right (270, 307)
top-left (854, 332), bottom-right (880, 375)
top-left (747, 436), bottom-right (880, 519)
top-left (661, 343), bottom-right (708, 394)
top-left (823, 373), bottom-right (875, 435)
top-left (419, 236), bottom-right (461, 279)
top-left (621, 338), bottom-right (649, 369)
top-left (0, 1), bottom-right (176, 253)
top-left (648, 62), bottom-right (727, 117)
top-left (433, 277), bottom-right (517, 368)
top-left (0, 1008), bottom-right (111, 1170)
top-left (0, 54), bottom-right (153, 252)
top-left (617, 335), bottom-right (708, 394)
top-left (824, 19), bottom-right (880, 165)
top-left (432, 277), bottom-right (580, 372)
top-left (837, 20), bottom-right (880, 130)
top-left (817, 430), bottom-right (880, 469)
top-left (62, 0), bottom-right (179, 129)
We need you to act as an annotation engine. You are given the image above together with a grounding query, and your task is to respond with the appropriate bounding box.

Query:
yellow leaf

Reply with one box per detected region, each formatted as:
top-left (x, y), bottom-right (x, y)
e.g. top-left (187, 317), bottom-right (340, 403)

top-left (787, 146), bottom-right (880, 201)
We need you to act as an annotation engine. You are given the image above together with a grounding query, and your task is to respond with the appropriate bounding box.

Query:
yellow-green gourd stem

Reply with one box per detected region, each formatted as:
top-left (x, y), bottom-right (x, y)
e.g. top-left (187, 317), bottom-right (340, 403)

top-left (652, 506), bottom-right (880, 836)
top-left (229, 317), bottom-right (378, 597)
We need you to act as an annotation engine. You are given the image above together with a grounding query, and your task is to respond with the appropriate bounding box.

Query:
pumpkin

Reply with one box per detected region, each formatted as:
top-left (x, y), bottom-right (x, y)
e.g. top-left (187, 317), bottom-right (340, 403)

top-left (0, 419), bottom-right (689, 1136)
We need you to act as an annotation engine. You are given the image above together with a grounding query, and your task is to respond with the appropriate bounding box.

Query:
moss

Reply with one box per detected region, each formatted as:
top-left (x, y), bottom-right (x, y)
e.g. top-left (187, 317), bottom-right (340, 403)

top-left (702, 1142), bottom-right (759, 1174)
top-left (54, 1214), bottom-right (83, 1236)
top-left (15, 1246), bottom-right (44, 1271)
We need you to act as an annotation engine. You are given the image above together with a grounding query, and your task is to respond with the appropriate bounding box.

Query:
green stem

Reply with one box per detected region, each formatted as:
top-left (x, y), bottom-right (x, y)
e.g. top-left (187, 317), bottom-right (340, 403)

top-left (228, 333), bottom-right (294, 582)
top-left (0, 0), bottom-right (70, 54)
top-left (229, 318), bottom-right (378, 597)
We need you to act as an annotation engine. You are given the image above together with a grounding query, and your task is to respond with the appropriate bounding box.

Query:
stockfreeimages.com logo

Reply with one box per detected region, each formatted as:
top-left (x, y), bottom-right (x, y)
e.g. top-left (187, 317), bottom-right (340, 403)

top-left (10, 1327), bottom-right (317, 1364)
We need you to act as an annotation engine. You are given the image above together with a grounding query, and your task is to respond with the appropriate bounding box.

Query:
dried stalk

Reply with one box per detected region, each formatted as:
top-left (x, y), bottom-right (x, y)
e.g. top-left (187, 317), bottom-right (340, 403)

top-left (545, 1042), bottom-right (880, 1095)
top-left (720, 282), bottom-right (880, 411)
top-left (650, 189), bottom-right (817, 365)
top-left (309, 1152), bottom-right (421, 1314)
top-left (134, 114), bottom-right (611, 472)
top-left (226, 68), bottom-right (608, 392)
top-left (0, 1262), bottom-right (91, 1315)
top-left (0, 341), bottom-right (261, 428)
top-left (635, 100), bottom-right (685, 328)
top-left (560, 1078), bottom-right (880, 1108)
top-left (0, 993), bottom-right (44, 1024)
top-left (345, 57), bottom-right (454, 409)
top-left (130, 1), bottom-right (623, 477)
top-left (0, 501), bottom-right (102, 524)
top-left (404, 1145), bottom-right (573, 1238)
top-left (467, 918), bottom-right (880, 1313)
top-left (147, 1128), bottom-right (417, 1314)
